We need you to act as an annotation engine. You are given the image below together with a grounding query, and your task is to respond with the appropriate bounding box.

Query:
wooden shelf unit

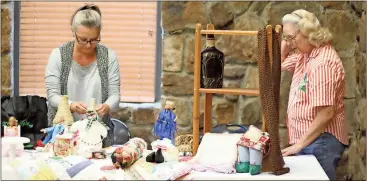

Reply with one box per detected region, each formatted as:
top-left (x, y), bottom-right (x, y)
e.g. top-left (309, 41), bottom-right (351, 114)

top-left (192, 23), bottom-right (282, 155)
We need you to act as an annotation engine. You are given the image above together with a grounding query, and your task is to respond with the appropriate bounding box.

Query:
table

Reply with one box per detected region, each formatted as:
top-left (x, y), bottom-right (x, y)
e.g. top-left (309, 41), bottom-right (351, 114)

top-left (2, 151), bottom-right (328, 180)
top-left (2, 148), bottom-right (125, 180)
top-left (181, 155), bottom-right (329, 180)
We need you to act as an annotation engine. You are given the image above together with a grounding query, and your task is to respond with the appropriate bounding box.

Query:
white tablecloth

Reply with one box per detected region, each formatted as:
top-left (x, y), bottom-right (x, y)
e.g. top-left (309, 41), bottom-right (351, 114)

top-left (2, 151), bottom-right (328, 180)
top-left (1, 149), bottom-right (125, 180)
top-left (182, 155), bottom-right (328, 180)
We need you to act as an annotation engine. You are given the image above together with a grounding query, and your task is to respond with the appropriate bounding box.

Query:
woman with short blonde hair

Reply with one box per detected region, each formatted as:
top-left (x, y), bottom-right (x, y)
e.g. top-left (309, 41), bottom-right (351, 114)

top-left (45, 4), bottom-right (121, 148)
top-left (280, 9), bottom-right (347, 181)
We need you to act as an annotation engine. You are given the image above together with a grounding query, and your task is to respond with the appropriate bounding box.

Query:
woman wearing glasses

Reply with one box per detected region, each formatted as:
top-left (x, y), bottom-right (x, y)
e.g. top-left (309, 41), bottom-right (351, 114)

top-left (45, 4), bottom-right (120, 147)
top-left (280, 9), bottom-right (347, 180)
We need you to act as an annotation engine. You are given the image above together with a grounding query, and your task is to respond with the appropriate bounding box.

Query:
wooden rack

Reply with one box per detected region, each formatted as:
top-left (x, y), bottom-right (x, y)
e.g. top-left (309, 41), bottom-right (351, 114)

top-left (192, 23), bottom-right (282, 155)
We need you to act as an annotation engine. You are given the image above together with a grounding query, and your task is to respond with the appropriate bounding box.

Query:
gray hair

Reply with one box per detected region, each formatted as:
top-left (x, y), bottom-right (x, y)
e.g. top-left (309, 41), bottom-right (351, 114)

top-left (71, 6), bottom-right (102, 32)
top-left (282, 9), bottom-right (332, 47)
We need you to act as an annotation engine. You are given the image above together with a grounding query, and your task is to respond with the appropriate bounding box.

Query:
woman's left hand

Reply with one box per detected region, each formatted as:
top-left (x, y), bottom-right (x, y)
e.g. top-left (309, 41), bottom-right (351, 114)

top-left (281, 143), bottom-right (303, 156)
top-left (96, 104), bottom-right (110, 116)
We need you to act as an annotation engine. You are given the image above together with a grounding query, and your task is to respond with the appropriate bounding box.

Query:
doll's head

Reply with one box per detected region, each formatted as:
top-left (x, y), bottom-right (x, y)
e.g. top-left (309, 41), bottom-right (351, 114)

top-left (8, 117), bottom-right (18, 127)
top-left (164, 100), bottom-right (175, 110)
top-left (86, 110), bottom-right (98, 121)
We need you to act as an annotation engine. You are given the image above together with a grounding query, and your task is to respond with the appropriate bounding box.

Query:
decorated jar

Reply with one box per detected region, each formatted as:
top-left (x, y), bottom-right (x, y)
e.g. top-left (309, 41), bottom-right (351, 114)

top-left (53, 134), bottom-right (75, 157)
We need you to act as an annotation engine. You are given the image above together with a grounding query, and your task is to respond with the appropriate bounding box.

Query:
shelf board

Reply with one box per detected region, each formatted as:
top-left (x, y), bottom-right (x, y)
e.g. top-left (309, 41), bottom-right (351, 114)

top-left (199, 88), bottom-right (259, 96)
top-left (200, 30), bottom-right (258, 36)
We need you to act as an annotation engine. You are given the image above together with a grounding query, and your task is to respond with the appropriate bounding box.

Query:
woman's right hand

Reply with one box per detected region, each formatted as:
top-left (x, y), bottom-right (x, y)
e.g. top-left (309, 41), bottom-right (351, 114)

top-left (281, 40), bottom-right (292, 61)
top-left (70, 101), bottom-right (88, 114)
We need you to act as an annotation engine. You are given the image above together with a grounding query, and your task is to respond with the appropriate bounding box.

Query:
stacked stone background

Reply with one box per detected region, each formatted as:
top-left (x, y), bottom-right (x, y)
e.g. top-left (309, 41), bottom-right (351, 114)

top-left (1, 1), bottom-right (365, 180)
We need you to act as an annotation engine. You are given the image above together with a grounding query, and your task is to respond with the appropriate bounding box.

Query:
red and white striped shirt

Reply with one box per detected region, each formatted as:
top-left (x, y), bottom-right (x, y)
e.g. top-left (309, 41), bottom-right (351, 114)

top-left (282, 44), bottom-right (348, 145)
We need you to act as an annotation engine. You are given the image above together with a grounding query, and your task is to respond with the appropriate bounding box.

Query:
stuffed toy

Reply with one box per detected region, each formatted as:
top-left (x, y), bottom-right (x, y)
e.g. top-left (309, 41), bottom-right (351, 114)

top-left (153, 100), bottom-right (177, 144)
top-left (111, 137), bottom-right (147, 169)
top-left (70, 98), bottom-right (109, 158)
top-left (235, 125), bottom-right (270, 175)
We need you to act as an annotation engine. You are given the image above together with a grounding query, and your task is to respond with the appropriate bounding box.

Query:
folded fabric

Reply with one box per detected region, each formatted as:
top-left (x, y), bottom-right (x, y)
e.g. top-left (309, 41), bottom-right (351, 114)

top-left (9, 159), bottom-right (59, 180)
top-left (152, 161), bottom-right (193, 180)
top-left (66, 160), bottom-right (93, 178)
top-left (188, 133), bottom-right (242, 174)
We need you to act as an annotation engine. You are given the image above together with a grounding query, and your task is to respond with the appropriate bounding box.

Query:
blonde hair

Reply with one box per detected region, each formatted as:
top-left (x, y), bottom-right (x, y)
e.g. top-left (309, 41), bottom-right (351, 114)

top-left (71, 4), bottom-right (102, 32)
top-left (282, 9), bottom-right (332, 47)
top-left (8, 116), bottom-right (18, 126)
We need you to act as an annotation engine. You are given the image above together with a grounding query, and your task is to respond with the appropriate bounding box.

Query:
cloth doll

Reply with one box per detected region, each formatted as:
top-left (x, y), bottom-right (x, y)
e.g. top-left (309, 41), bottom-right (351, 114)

top-left (70, 105), bottom-right (108, 158)
top-left (153, 100), bottom-right (177, 144)
top-left (110, 137), bottom-right (147, 169)
top-left (37, 116), bottom-right (66, 147)
top-left (235, 125), bottom-right (270, 175)
top-left (4, 116), bottom-right (20, 137)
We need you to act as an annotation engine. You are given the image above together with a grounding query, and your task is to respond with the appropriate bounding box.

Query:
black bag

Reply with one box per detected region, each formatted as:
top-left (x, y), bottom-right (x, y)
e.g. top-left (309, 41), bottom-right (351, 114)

top-left (1, 95), bottom-right (48, 147)
top-left (199, 124), bottom-right (248, 144)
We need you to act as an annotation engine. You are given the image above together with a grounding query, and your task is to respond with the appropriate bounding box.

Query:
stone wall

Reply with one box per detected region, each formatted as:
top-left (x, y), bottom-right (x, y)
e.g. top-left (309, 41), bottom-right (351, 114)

top-left (1, 1), bottom-right (12, 96)
top-left (1, 1), bottom-right (365, 180)
top-left (158, 1), bottom-right (366, 180)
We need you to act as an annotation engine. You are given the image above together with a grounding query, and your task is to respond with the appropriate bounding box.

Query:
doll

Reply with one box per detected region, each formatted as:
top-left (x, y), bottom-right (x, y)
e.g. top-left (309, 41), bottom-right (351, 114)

top-left (235, 125), bottom-right (270, 175)
top-left (153, 100), bottom-right (178, 143)
top-left (70, 99), bottom-right (108, 158)
top-left (4, 116), bottom-right (20, 137)
top-left (37, 116), bottom-right (66, 147)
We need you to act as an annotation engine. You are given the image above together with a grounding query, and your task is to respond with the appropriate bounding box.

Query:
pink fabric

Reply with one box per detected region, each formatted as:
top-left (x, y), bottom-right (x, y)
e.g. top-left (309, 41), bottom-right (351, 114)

top-left (187, 133), bottom-right (243, 174)
top-left (2, 142), bottom-right (24, 157)
top-left (4, 127), bottom-right (18, 137)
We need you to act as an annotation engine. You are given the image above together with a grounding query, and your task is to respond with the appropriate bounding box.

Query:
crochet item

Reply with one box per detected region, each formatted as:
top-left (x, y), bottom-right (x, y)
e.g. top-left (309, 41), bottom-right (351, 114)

top-left (257, 26), bottom-right (290, 175)
top-left (111, 138), bottom-right (147, 169)
top-left (53, 95), bottom-right (74, 126)
top-left (175, 134), bottom-right (193, 156)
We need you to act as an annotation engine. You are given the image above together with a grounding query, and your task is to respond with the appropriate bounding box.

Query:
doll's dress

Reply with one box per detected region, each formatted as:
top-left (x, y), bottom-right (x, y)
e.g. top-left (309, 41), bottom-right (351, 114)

top-left (70, 118), bottom-right (107, 157)
top-left (42, 124), bottom-right (65, 145)
top-left (2, 126), bottom-right (23, 157)
top-left (4, 126), bottom-right (18, 137)
top-left (153, 109), bottom-right (177, 142)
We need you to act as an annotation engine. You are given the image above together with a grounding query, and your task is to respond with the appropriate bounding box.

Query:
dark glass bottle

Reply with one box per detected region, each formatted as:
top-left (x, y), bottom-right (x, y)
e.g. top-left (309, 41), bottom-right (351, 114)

top-left (200, 34), bottom-right (224, 88)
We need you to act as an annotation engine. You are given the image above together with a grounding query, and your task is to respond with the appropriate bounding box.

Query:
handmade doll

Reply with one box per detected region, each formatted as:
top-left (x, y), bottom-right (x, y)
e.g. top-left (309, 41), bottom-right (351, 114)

top-left (4, 116), bottom-right (20, 137)
top-left (111, 138), bottom-right (147, 169)
top-left (70, 98), bottom-right (108, 158)
top-left (153, 100), bottom-right (178, 143)
top-left (235, 125), bottom-right (270, 175)
top-left (37, 116), bottom-right (66, 147)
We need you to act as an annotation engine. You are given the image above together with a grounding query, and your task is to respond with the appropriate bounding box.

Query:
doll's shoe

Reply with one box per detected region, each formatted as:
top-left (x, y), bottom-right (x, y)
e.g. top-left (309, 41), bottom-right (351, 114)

top-left (235, 162), bottom-right (249, 173)
top-left (249, 164), bottom-right (261, 175)
top-left (155, 148), bottom-right (164, 163)
top-left (36, 140), bottom-right (45, 147)
top-left (146, 151), bottom-right (155, 163)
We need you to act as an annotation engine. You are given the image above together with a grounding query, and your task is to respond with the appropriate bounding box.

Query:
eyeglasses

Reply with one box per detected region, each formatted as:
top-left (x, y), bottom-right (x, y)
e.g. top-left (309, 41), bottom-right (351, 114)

top-left (283, 34), bottom-right (297, 41)
top-left (75, 33), bottom-right (101, 45)
top-left (283, 30), bottom-right (300, 42)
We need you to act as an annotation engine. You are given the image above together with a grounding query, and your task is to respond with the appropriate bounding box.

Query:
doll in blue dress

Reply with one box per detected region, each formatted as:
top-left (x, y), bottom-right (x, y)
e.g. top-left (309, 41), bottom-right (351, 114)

top-left (153, 100), bottom-right (178, 143)
top-left (37, 116), bottom-right (66, 147)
